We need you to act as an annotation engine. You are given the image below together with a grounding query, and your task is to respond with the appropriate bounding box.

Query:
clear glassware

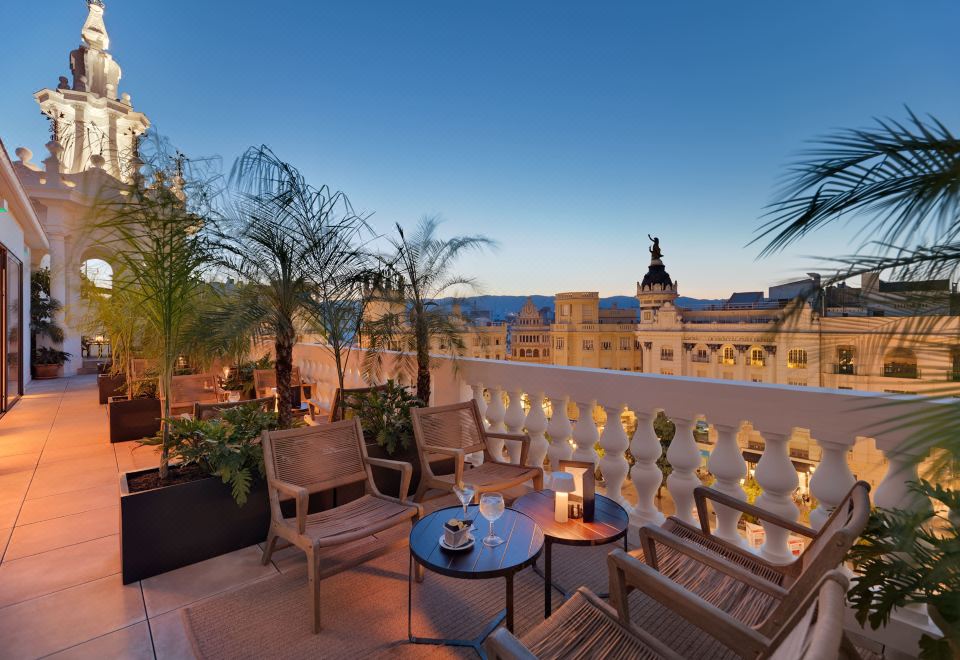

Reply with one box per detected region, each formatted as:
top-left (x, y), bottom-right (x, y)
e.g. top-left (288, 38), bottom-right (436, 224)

top-left (479, 492), bottom-right (505, 547)
top-left (453, 482), bottom-right (476, 520)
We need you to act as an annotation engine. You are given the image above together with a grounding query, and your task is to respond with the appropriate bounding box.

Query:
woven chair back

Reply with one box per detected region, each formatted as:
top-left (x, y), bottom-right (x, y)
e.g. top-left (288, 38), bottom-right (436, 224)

top-left (411, 401), bottom-right (486, 455)
top-left (194, 396), bottom-right (274, 421)
top-left (262, 419), bottom-right (369, 495)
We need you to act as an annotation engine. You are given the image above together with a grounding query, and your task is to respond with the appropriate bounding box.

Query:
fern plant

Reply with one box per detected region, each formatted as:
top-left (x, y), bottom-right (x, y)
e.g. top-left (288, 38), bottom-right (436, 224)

top-left (344, 380), bottom-right (422, 455)
top-left (141, 403), bottom-right (281, 505)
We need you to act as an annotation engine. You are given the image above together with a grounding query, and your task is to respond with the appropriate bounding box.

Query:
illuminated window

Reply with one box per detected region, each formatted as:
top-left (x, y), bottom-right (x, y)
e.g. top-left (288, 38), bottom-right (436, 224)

top-left (601, 341), bottom-right (612, 351)
top-left (619, 337), bottom-right (631, 350)
top-left (583, 339), bottom-right (594, 351)
top-left (750, 347), bottom-right (765, 367)
top-left (721, 345), bottom-right (736, 365)
top-left (787, 349), bottom-right (807, 369)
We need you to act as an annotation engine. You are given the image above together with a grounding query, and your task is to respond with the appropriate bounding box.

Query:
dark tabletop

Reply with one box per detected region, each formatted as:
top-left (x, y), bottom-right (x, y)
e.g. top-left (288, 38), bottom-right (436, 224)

top-left (512, 490), bottom-right (629, 546)
top-left (410, 505), bottom-right (544, 580)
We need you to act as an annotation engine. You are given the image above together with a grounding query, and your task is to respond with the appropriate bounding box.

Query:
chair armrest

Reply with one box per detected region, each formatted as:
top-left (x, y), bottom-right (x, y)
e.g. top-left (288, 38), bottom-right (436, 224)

top-left (484, 628), bottom-right (538, 660)
top-left (270, 478), bottom-right (309, 534)
top-left (422, 444), bottom-right (466, 485)
top-left (607, 549), bottom-right (770, 659)
top-left (365, 456), bottom-right (413, 503)
top-left (638, 525), bottom-right (789, 598)
top-left (485, 432), bottom-right (532, 466)
top-left (694, 486), bottom-right (817, 538)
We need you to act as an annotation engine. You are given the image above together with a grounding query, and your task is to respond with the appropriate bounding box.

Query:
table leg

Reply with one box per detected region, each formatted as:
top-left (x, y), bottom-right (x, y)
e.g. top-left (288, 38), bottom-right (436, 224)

top-left (544, 539), bottom-right (553, 618)
top-left (506, 573), bottom-right (515, 633)
top-left (407, 552), bottom-right (413, 641)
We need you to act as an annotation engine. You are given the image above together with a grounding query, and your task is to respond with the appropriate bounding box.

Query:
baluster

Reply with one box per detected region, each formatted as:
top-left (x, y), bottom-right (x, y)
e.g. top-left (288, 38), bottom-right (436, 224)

top-left (546, 395), bottom-right (574, 480)
top-left (707, 422), bottom-right (748, 545)
top-left (471, 383), bottom-right (488, 428)
top-left (754, 430), bottom-right (800, 564)
top-left (503, 390), bottom-right (526, 464)
top-left (598, 404), bottom-right (629, 505)
top-left (571, 401), bottom-right (599, 465)
top-left (808, 435), bottom-right (855, 530)
top-left (485, 386), bottom-right (507, 461)
top-left (666, 417), bottom-right (702, 525)
top-left (629, 410), bottom-right (665, 526)
top-left (524, 392), bottom-right (549, 473)
top-left (874, 447), bottom-right (930, 513)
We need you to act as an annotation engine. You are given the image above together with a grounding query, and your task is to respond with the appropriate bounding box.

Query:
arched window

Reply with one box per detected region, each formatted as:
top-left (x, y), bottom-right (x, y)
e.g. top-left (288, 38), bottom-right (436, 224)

top-left (750, 346), bottom-right (765, 367)
top-left (884, 347), bottom-right (918, 378)
top-left (787, 349), bottom-right (808, 369)
top-left (721, 345), bottom-right (736, 366)
top-left (836, 345), bottom-right (855, 375)
top-left (533, 349), bottom-right (540, 358)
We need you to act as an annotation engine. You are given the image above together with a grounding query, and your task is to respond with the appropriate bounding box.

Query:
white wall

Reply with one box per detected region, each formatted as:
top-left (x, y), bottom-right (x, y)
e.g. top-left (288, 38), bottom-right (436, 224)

top-left (0, 198), bottom-right (32, 393)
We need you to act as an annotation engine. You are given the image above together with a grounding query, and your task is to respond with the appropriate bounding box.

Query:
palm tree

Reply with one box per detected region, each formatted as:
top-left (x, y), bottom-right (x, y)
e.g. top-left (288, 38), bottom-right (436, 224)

top-left (756, 109), bottom-right (960, 658)
top-left (89, 153), bottom-right (215, 479)
top-left (363, 217), bottom-right (495, 403)
top-left (214, 146), bottom-right (368, 428)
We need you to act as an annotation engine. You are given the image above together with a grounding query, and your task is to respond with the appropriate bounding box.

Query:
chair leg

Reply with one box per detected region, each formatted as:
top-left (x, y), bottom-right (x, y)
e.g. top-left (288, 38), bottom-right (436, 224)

top-left (261, 530), bottom-right (279, 566)
top-left (307, 548), bottom-right (321, 634)
top-left (532, 470), bottom-right (544, 491)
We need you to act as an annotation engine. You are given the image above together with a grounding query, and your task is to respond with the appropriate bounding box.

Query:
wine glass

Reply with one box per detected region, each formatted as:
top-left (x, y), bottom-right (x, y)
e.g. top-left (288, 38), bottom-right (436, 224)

top-left (453, 482), bottom-right (476, 520)
top-left (479, 492), bottom-right (505, 547)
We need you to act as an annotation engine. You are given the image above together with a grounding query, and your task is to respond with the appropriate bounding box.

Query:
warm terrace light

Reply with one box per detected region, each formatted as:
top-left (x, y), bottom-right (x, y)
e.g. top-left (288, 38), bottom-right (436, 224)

top-left (551, 471), bottom-right (575, 523)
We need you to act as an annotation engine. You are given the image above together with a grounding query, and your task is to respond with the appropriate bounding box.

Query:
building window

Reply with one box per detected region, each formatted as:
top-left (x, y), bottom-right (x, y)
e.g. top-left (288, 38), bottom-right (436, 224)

top-left (836, 345), bottom-right (856, 375)
top-left (555, 339), bottom-right (565, 350)
top-left (642, 311), bottom-right (652, 321)
top-left (583, 340), bottom-right (594, 351)
top-left (693, 347), bottom-right (709, 363)
top-left (883, 348), bottom-right (918, 379)
top-left (750, 347), bottom-right (765, 367)
top-left (787, 349), bottom-right (807, 369)
top-left (788, 378), bottom-right (808, 387)
top-left (619, 337), bottom-right (631, 350)
top-left (660, 347), bottom-right (674, 361)
top-left (601, 341), bottom-right (612, 351)
top-left (544, 349), bottom-right (549, 357)
top-left (533, 349), bottom-right (540, 358)
top-left (560, 304), bottom-right (571, 317)
top-left (751, 376), bottom-right (763, 383)
top-left (495, 338), bottom-right (501, 345)
top-left (721, 345), bottom-right (736, 365)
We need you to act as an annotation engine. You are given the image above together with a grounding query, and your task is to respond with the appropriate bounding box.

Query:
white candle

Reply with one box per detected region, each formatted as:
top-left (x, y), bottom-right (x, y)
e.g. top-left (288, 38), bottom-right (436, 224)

top-left (555, 491), bottom-right (569, 523)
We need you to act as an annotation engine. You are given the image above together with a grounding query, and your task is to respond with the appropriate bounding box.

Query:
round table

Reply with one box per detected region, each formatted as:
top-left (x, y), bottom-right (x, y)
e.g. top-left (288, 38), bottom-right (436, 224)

top-left (408, 504), bottom-right (544, 654)
top-left (512, 490), bottom-right (629, 617)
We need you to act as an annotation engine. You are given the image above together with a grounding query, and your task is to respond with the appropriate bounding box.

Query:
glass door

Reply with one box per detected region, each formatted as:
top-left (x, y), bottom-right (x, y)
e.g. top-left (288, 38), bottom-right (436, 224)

top-left (2, 246), bottom-right (24, 413)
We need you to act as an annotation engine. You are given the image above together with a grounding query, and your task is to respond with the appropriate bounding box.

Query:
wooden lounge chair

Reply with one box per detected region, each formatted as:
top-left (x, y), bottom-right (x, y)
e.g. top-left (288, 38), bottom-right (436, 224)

top-left (486, 550), bottom-right (851, 660)
top-left (167, 373), bottom-right (224, 416)
top-left (253, 367), bottom-right (304, 401)
top-left (632, 481), bottom-right (871, 635)
top-left (260, 419), bottom-right (422, 633)
top-left (193, 396), bottom-right (275, 421)
top-left (410, 400), bottom-right (543, 502)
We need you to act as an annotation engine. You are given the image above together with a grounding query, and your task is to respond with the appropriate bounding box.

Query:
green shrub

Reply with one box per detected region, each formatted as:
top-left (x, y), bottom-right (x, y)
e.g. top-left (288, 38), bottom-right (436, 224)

top-left (344, 380), bottom-right (422, 456)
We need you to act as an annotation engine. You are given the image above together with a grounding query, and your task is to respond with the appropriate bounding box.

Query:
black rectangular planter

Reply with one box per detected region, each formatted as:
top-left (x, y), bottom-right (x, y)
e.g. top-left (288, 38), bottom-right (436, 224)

top-left (98, 374), bottom-right (125, 405)
top-left (108, 396), bottom-right (161, 443)
top-left (119, 467), bottom-right (271, 584)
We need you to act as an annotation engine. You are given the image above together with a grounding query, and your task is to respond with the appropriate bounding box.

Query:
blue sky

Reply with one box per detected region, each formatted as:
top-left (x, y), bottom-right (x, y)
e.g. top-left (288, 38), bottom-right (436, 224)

top-left (3, 1), bottom-right (958, 298)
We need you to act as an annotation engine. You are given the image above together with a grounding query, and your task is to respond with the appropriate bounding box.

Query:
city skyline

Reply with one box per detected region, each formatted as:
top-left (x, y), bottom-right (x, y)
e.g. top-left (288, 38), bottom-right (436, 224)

top-left (3, 1), bottom-right (959, 297)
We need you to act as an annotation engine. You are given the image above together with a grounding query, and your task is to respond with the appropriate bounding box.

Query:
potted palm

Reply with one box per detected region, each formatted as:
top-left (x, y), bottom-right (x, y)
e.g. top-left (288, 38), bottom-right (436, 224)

top-left (29, 268), bottom-right (69, 378)
top-left (32, 347), bottom-right (71, 379)
top-left (120, 403), bottom-right (281, 582)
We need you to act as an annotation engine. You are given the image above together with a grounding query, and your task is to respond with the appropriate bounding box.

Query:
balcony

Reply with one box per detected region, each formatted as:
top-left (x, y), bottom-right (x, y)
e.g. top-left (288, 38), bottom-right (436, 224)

top-left (691, 354), bottom-right (711, 363)
top-left (883, 364), bottom-right (920, 379)
top-left (832, 363), bottom-right (858, 375)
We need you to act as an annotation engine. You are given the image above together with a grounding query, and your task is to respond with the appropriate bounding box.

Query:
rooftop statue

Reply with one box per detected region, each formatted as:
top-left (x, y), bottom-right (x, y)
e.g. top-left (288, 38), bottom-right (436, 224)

top-left (647, 234), bottom-right (662, 261)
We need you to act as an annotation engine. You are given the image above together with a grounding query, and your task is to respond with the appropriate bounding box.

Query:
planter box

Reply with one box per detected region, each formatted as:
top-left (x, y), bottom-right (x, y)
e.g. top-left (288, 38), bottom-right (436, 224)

top-left (98, 374), bottom-right (125, 405)
top-left (108, 396), bottom-right (161, 443)
top-left (33, 364), bottom-right (61, 379)
top-left (120, 467), bottom-right (271, 584)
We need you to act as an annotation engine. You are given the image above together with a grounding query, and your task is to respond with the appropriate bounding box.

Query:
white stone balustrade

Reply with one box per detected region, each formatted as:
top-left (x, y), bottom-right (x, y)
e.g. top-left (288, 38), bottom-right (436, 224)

top-left (485, 385), bottom-right (507, 459)
top-left (545, 395), bottom-right (574, 479)
top-left (753, 430), bottom-right (800, 564)
top-left (503, 389), bottom-right (526, 464)
top-left (666, 417), bottom-right (702, 525)
top-left (628, 410), bottom-right (665, 526)
top-left (707, 422), bottom-right (748, 545)
top-left (598, 405), bottom-right (630, 505)
top-left (808, 433), bottom-right (856, 530)
top-left (571, 400), bottom-right (600, 465)
top-left (524, 392), bottom-right (549, 472)
top-left (470, 383), bottom-right (488, 426)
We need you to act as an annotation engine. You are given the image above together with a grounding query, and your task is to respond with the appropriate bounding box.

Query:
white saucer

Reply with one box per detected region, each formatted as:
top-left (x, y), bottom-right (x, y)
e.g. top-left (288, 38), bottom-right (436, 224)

top-left (439, 534), bottom-right (475, 551)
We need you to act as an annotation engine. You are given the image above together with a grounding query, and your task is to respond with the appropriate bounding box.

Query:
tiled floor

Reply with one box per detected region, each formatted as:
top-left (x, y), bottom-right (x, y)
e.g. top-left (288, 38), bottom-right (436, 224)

top-left (0, 376), bottom-right (292, 659)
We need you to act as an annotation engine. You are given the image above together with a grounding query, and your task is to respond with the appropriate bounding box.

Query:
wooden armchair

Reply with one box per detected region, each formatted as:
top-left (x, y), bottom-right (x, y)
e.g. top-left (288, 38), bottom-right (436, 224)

top-left (632, 481), bottom-right (871, 636)
top-left (260, 419), bottom-right (421, 633)
top-left (193, 396), bottom-right (275, 421)
top-left (410, 400), bottom-right (543, 502)
top-left (485, 550), bottom-right (851, 660)
top-left (166, 373), bottom-right (224, 417)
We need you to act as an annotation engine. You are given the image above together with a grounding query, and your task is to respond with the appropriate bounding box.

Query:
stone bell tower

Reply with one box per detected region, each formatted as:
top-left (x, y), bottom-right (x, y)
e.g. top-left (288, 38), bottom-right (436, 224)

top-left (636, 235), bottom-right (679, 323)
top-left (33, 0), bottom-right (150, 180)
